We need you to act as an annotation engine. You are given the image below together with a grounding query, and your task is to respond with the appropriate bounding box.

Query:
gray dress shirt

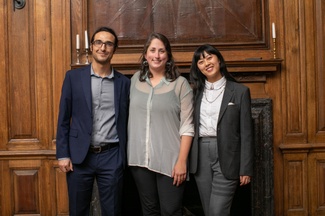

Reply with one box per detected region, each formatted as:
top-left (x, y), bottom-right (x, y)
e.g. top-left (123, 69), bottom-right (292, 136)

top-left (91, 68), bottom-right (118, 146)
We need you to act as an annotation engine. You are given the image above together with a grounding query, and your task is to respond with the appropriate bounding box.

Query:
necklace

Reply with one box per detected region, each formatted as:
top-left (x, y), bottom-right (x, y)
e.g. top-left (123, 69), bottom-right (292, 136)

top-left (204, 87), bottom-right (225, 103)
top-left (206, 84), bottom-right (224, 91)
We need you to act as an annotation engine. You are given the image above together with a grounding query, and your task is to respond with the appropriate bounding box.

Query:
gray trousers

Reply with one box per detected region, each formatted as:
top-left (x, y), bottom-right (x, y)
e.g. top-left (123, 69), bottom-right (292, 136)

top-left (194, 137), bottom-right (238, 216)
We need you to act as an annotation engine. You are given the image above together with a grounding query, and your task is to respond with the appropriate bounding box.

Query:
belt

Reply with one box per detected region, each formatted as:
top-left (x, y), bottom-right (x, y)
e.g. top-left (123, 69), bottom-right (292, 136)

top-left (199, 136), bottom-right (217, 140)
top-left (89, 142), bottom-right (119, 153)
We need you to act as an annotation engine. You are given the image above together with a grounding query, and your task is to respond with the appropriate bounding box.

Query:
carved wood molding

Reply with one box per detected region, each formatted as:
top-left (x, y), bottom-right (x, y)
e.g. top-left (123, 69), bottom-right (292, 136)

top-left (279, 143), bottom-right (325, 153)
top-left (0, 150), bottom-right (56, 160)
top-left (71, 59), bottom-right (282, 80)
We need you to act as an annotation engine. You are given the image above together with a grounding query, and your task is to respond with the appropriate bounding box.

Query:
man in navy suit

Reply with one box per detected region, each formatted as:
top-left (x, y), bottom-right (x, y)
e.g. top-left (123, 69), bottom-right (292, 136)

top-left (56, 26), bottom-right (130, 216)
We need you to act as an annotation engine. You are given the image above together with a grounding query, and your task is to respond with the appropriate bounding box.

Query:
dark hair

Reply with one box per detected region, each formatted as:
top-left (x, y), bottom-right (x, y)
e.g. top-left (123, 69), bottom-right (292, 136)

top-left (139, 32), bottom-right (179, 82)
top-left (189, 44), bottom-right (236, 98)
top-left (90, 26), bottom-right (119, 52)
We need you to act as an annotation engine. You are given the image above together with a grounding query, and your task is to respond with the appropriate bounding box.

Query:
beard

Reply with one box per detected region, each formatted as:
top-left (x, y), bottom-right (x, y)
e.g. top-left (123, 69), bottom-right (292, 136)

top-left (92, 54), bottom-right (111, 65)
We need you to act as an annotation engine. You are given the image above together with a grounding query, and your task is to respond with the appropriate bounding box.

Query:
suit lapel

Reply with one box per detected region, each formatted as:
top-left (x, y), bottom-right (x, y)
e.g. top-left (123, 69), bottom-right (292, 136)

top-left (80, 65), bottom-right (92, 114)
top-left (218, 81), bottom-right (234, 124)
top-left (195, 91), bottom-right (204, 135)
top-left (114, 71), bottom-right (121, 119)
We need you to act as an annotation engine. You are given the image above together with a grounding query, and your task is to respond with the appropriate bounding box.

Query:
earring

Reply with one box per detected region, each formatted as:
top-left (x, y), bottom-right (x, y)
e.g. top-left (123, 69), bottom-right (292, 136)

top-left (143, 60), bottom-right (148, 67)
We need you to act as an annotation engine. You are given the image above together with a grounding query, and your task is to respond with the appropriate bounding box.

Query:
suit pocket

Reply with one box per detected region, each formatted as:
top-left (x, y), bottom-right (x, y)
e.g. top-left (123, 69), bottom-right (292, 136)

top-left (222, 106), bottom-right (240, 133)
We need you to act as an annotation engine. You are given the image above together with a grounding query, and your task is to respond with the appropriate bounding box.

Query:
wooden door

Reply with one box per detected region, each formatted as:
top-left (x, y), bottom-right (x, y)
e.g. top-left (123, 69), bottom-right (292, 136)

top-left (0, 0), bottom-right (70, 215)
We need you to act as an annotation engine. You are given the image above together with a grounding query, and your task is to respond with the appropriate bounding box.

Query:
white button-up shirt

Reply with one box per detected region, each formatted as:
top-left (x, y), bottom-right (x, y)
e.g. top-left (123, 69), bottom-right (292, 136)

top-left (199, 76), bottom-right (226, 137)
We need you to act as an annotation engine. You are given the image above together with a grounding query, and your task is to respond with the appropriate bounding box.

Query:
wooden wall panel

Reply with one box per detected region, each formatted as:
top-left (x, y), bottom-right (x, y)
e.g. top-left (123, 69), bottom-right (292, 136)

top-left (71, 0), bottom-right (88, 65)
top-left (0, 160), bottom-right (11, 215)
top-left (8, 0), bottom-right (37, 142)
top-left (0, 0), bottom-right (71, 150)
top-left (0, 0), bottom-right (8, 150)
top-left (282, 0), bottom-right (307, 143)
top-left (51, 0), bottom-right (71, 149)
top-left (32, 0), bottom-right (53, 150)
top-left (10, 160), bottom-right (41, 215)
top-left (279, 12), bottom-right (325, 216)
top-left (13, 170), bottom-right (39, 214)
top-left (309, 153), bottom-right (325, 216)
top-left (315, 0), bottom-right (325, 139)
top-left (55, 166), bottom-right (69, 215)
top-left (317, 162), bottom-right (325, 210)
top-left (283, 153), bottom-right (308, 216)
top-left (0, 0), bottom-right (325, 215)
top-left (4, 0), bottom-right (53, 150)
top-left (0, 0), bottom-right (70, 215)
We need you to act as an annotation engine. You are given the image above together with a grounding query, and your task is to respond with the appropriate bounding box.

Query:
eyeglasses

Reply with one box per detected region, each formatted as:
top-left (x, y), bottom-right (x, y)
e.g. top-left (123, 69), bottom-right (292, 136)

top-left (92, 40), bottom-right (115, 48)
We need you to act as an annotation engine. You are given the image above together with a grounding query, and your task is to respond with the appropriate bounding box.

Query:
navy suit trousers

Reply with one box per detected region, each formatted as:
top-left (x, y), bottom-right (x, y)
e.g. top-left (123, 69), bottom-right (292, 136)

top-left (67, 145), bottom-right (123, 216)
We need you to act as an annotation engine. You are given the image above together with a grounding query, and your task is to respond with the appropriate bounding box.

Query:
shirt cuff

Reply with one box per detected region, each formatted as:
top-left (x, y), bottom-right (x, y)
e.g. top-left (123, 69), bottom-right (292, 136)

top-left (58, 157), bottom-right (70, 160)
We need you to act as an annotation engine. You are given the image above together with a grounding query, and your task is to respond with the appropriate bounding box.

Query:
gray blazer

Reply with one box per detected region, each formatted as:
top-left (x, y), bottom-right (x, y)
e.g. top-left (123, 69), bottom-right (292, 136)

top-left (189, 80), bottom-right (254, 179)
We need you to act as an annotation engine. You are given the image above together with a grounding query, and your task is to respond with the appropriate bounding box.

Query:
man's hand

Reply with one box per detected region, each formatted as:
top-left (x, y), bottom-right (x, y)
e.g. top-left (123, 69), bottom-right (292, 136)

top-left (58, 158), bottom-right (73, 173)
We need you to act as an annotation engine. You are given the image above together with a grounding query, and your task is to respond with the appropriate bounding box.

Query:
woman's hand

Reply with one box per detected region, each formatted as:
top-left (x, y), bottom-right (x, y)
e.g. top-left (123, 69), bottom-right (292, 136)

top-left (240, 175), bottom-right (251, 186)
top-left (172, 135), bottom-right (192, 186)
top-left (172, 160), bottom-right (187, 187)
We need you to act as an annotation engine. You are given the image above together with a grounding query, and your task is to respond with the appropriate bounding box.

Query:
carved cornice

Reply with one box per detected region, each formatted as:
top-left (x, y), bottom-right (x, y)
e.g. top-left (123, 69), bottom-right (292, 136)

top-left (72, 59), bottom-right (283, 82)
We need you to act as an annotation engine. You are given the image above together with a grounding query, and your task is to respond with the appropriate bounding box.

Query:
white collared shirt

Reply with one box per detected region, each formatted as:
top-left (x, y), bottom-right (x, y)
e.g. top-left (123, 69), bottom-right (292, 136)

top-left (199, 77), bottom-right (226, 137)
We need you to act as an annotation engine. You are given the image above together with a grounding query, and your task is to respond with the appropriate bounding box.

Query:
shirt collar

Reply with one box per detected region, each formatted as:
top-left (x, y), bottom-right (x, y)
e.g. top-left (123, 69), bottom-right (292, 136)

top-left (205, 76), bottom-right (226, 90)
top-left (145, 75), bottom-right (170, 86)
top-left (91, 66), bottom-right (115, 79)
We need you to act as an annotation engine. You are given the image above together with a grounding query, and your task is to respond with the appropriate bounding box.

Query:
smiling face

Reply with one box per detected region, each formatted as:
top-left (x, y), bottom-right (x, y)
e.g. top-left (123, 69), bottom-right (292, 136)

top-left (197, 51), bottom-right (223, 82)
top-left (144, 38), bottom-right (168, 74)
top-left (90, 31), bottom-right (116, 65)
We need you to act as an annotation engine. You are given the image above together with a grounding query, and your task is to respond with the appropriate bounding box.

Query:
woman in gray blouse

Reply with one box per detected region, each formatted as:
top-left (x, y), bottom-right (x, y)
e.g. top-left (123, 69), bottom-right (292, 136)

top-left (127, 32), bottom-right (194, 216)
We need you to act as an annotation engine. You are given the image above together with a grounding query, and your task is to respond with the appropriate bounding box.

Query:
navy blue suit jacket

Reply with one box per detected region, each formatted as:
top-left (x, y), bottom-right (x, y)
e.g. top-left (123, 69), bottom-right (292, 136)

top-left (56, 65), bottom-right (130, 166)
top-left (189, 81), bottom-right (254, 179)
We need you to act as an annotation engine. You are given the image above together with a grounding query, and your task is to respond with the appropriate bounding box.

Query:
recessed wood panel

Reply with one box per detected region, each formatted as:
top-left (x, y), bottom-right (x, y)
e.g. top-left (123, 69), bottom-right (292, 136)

top-left (0, 0), bottom-right (8, 150)
top-left (309, 153), bottom-right (325, 216)
top-left (316, 0), bottom-right (325, 134)
top-left (282, 0), bottom-right (307, 142)
top-left (288, 162), bottom-right (304, 208)
top-left (283, 153), bottom-right (308, 216)
top-left (51, 0), bottom-right (71, 149)
top-left (13, 170), bottom-right (39, 214)
top-left (318, 162), bottom-right (325, 208)
top-left (5, 0), bottom-right (58, 151)
top-left (8, 0), bottom-right (36, 139)
top-left (55, 168), bottom-right (69, 215)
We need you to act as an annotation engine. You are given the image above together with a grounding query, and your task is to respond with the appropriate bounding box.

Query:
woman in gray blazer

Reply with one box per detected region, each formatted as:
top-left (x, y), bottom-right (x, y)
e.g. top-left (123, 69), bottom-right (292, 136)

top-left (189, 44), bottom-right (254, 216)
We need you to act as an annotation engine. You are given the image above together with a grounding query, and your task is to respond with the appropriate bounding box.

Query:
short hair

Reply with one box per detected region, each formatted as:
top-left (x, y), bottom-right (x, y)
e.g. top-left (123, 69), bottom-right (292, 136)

top-left (90, 26), bottom-right (119, 52)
